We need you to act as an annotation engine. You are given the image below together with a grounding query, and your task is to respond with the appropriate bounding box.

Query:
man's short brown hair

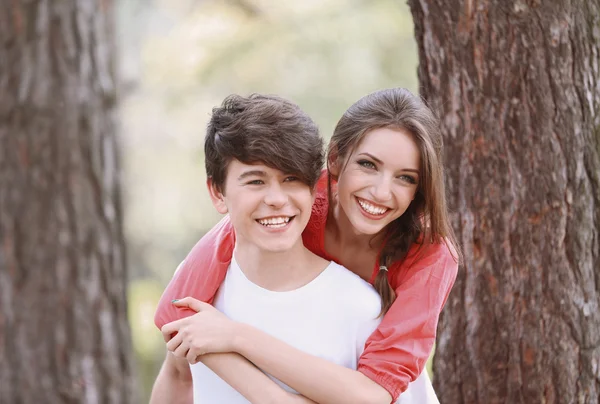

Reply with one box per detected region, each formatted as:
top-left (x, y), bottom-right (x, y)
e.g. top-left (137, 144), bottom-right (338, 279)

top-left (205, 94), bottom-right (324, 192)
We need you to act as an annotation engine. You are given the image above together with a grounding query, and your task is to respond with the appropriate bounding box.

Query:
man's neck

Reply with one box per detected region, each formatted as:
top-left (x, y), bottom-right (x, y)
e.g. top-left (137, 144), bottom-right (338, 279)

top-left (233, 241), bottom-right (327, 292)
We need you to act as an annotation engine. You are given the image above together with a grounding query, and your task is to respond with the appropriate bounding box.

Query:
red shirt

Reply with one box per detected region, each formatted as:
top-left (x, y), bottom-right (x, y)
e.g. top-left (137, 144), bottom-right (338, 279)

top-left (154, 173), bottom-right (458, 401)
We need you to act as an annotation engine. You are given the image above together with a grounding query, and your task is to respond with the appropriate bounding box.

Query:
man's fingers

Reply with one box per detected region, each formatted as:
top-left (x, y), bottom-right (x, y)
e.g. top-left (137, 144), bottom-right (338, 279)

top-left (172, 297), bottom-right (210, 312)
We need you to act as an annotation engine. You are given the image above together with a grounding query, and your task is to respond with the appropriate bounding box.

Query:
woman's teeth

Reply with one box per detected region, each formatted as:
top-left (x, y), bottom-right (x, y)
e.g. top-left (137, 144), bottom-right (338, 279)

top-left (257, 216), bottom-right (291, 228)
top-left (358, 199), bottom-right (387, 215)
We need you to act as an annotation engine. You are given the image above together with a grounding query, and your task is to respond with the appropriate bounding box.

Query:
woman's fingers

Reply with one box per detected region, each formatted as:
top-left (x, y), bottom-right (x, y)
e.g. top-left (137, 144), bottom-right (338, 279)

top-left (172, 297), bottom-right (212, 313)
top-left (166, 332), bottom-right (183, 352)
top-left (187, 348), bottom-right (203, 364)
top-left (173, 340), bottom-right (190, 359)
top-left (161, 318), bottom-right (186, 341)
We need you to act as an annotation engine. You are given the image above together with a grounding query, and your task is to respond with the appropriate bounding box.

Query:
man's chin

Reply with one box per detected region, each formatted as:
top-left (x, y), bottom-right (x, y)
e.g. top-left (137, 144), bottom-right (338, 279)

top-left (257, 240), bottom-right (298, 254)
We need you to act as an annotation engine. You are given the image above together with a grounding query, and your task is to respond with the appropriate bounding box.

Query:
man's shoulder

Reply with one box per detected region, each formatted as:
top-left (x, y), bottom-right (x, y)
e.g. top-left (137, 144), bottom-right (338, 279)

top-left (326, 262), bottom-right (381, 318)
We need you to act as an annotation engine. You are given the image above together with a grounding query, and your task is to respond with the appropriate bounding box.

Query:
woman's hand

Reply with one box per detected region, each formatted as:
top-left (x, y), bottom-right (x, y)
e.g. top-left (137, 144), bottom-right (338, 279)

top-left (161, 297), bottom-right (238, 364)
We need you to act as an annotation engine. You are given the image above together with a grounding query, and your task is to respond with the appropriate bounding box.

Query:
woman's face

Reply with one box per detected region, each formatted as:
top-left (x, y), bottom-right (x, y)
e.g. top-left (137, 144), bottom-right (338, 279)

top-left (333, 127), bottom-right (421, 236)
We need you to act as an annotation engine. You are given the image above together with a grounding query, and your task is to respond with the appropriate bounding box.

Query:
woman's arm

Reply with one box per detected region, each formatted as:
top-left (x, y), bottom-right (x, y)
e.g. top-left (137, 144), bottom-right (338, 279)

top-left (234, 324), bottom-right (393, 404)
top-left (357, 242), bottom-right (458, 401)
top-left (154, 216), bottom-right (235, 330)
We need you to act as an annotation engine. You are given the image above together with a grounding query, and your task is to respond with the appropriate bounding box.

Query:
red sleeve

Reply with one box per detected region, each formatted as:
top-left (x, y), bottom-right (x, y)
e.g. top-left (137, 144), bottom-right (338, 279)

top-left (153, 216), bottom-right (236, 330)
top-left (357, 242), bottom-right (458, 401)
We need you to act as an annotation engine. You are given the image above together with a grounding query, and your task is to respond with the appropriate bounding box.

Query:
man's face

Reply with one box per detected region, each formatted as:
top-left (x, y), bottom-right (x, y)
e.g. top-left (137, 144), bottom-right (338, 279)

top-left (209, 160), bottom-right (315, 254)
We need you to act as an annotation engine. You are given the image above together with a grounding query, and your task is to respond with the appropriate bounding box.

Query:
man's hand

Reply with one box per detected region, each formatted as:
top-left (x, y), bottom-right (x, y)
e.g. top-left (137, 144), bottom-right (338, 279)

top-left (161, 297), bottom-right (238, 364)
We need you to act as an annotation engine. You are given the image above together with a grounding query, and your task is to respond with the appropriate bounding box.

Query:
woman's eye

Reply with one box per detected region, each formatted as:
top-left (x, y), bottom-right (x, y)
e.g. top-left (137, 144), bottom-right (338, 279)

top-left (357, 160), bottom-right (376, 169)
top-left (398, 174), bottom-right (417, 185)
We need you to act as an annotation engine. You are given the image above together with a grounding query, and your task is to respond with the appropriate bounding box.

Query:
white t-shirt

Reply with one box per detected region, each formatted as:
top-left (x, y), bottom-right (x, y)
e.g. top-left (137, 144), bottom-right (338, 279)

top-left (190, 257), bottom-right (382, 404)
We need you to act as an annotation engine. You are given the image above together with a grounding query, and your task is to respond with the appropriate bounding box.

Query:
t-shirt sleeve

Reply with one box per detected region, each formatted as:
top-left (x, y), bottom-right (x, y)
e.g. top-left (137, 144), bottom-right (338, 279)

top-left (357, 242), bottom-right (458, 402)
top-left (153, 216), bottom-right (236, 330)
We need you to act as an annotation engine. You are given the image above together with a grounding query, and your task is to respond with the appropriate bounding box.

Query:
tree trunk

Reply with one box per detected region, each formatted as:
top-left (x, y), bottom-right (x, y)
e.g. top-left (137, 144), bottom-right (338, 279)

top-left (410, 1), bottom-right (600, 403)
top-left (0, 1), bottom-right (136, 403)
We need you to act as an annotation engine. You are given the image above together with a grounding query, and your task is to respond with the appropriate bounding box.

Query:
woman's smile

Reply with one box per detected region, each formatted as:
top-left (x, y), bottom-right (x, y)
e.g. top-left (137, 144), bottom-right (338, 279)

top-left (355, 196), bottom-right (392, 219)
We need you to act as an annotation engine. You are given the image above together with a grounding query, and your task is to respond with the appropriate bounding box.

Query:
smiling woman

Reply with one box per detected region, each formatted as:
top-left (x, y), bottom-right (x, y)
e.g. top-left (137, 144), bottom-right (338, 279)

top-left (324, 88), bottom-right (456, 316)
top-left (331, 127), bottom-right (421, 237)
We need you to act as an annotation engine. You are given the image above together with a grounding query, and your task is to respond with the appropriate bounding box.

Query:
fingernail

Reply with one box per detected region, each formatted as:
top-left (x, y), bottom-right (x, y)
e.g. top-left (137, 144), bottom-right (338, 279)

top-left (171, 299), bottom-right (179, 303)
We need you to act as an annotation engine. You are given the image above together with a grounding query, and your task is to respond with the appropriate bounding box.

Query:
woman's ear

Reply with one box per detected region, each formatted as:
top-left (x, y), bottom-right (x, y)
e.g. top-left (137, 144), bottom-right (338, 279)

top-left (207, 179), bottom-right (228, 214)
top-left (327, 150), bottom-right (341, 180)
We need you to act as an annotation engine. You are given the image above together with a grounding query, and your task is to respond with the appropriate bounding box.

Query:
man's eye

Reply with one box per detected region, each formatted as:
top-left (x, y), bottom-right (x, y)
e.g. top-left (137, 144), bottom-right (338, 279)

top-left (284, 176), bottom-right (299, 182)
top-left (246, 180), bottom-right (264, 185)
top-left (357, 160), bottom-right (376, 169)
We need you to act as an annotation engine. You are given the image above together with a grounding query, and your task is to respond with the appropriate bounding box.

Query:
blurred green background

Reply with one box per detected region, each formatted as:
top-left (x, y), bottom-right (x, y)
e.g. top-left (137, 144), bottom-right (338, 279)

top-left (117, 0), bottom-right (420, 400)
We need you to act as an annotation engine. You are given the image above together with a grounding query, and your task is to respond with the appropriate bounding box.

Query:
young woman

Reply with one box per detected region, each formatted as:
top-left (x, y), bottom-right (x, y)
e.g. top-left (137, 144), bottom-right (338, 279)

top-left (155, 88), bottom-right (460, 403)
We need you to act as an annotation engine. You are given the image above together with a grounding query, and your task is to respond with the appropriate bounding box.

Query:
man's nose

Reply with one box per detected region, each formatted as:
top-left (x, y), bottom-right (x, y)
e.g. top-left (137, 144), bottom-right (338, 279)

top-left (263, 183), bottom-right (288, 207)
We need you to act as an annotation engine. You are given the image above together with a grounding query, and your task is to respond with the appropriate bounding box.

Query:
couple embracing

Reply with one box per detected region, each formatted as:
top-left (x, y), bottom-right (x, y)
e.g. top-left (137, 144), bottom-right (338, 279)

top-left (151, 88), bottom-right (460, 404)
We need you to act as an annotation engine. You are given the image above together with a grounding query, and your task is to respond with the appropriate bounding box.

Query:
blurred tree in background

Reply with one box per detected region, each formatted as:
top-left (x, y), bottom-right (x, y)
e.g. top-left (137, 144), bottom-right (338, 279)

top-left (6, 1), bottom-right (594, 403)
top-left (0, 1), bottom-right (136, 403)
top-left (410, 0), bottom-right (600, 402)
top-left (117, 0), bottom-right (422, 400)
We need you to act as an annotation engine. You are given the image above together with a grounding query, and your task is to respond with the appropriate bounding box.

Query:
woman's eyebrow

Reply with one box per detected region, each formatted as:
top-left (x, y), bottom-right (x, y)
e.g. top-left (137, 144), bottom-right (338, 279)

top-left (357, 153), bottom-right (419, 173)
top-left (357, 153), bottom-right (383, 165)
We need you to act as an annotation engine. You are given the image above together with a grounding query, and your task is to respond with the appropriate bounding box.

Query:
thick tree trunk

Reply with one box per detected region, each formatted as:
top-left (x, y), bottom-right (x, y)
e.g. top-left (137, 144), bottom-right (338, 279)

top-left (410, 1), bottom-right (600, 403)
top-left (0, 1), bottom-right (136, 403)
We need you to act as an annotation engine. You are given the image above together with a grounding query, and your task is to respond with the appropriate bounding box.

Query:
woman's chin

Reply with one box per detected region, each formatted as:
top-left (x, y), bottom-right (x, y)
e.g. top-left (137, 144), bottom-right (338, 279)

top-left (348, 217), bottom-right (388, 236)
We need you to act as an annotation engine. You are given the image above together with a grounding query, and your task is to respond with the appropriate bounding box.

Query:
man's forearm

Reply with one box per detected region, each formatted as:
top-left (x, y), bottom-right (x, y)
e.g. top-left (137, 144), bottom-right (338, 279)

top-left (150, 354), bottom-right (193, 404)
top-left (200, 352), bottom-right (316, 404)
top-left (234, 324), bottom-right (392, 404)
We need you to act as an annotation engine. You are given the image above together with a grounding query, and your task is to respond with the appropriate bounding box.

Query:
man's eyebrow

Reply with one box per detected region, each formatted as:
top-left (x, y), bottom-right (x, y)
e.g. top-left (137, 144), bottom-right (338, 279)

top-left (237, 170), bottom-right (266, 181)
top-left (357, 153), bottom-right (419, 174)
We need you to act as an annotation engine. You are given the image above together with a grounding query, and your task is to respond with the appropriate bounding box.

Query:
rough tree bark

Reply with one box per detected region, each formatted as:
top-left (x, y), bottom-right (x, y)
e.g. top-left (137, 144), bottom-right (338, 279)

top-left (0, 1), bottom-right (136, 403)
top-left (410, 1), bottom-right (600, 403)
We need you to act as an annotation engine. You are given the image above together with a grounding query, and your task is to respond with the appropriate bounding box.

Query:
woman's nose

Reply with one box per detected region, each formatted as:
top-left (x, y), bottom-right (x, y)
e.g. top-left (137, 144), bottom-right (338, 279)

top-left (372, 177), bottom-right (392, 202)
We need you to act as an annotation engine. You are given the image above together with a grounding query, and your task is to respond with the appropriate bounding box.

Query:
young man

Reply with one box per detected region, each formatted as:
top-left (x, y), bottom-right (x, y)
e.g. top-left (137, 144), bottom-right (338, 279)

top-left (150, 94), bottom-right (382, 404)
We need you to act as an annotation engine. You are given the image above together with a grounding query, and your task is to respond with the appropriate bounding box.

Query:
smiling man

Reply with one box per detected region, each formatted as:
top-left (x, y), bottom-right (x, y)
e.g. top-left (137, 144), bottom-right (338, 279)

top-left (150, 94), bottom-right (382, 404)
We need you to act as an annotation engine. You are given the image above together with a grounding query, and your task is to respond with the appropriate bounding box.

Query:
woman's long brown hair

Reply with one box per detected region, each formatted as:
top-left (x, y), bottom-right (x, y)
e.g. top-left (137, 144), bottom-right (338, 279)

top-left (328, 88), bottom-right (461, 315)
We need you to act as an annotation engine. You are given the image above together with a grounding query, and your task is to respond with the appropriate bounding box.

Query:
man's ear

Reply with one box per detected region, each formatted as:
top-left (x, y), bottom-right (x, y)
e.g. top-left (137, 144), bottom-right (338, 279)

top-left (207, 178), bottom-right (228, 214)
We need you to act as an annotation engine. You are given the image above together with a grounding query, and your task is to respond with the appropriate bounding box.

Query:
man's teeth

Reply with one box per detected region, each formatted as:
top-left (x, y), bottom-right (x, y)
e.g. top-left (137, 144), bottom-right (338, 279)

top-left (358, 199), bottom-right (387, 215)
top-left (257, 217), bottom-right (291, 227)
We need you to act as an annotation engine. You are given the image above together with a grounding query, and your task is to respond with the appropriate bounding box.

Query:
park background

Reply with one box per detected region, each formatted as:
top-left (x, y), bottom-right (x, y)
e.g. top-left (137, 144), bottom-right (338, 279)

top-left (2, 0), bottom-right (598, 403)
